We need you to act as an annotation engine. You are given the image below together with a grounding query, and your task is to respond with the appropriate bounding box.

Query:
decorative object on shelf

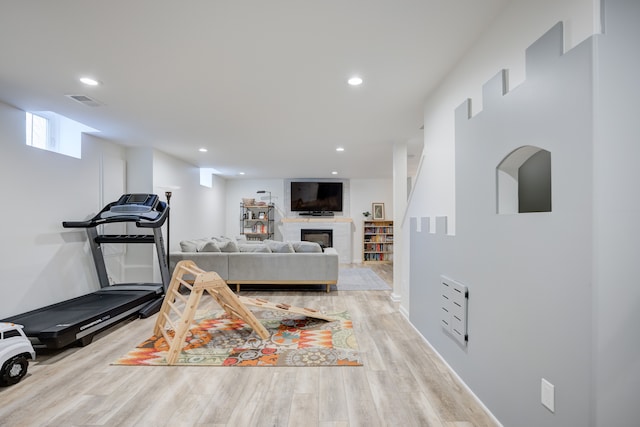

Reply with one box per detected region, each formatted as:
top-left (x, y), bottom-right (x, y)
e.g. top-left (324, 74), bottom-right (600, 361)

top-left (372, 203), bottom-right (385, 220)
top-left (256, 190), bottom-right (272, 205)
top-left (363, 219), bottom-right (393, 263)
top-left (362, 211), bottom-right (371, 218)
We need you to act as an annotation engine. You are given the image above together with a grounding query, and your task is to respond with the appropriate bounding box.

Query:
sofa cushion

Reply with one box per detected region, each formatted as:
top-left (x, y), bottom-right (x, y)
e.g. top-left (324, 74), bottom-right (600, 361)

top-left (180, 238), bottom-right (209, 252)
top-left (263, 239), bottom-right (295, 253)
top-left (197, 240), bottom-right (221, 252)
top-left (291, 241), bottom-right (322, 253)
top-left (216, 240), bottom-right (239, 252)
top-left (238, 243), bottom-right (272, 253)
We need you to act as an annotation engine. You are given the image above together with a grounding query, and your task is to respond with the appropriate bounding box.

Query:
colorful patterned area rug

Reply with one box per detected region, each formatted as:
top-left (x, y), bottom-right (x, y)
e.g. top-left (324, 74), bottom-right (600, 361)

top-left (113, 310), bottom-right (362, 367)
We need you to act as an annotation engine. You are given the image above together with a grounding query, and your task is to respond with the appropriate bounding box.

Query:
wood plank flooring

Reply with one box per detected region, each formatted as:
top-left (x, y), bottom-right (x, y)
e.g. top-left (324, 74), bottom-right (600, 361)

top-left (0, 264), bottom-right (497, 427)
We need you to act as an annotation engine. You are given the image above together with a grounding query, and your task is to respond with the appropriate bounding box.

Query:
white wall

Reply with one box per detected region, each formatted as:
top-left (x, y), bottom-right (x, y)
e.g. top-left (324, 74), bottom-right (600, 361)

top-left (152, 149), bottom-right (226, 250)
top-left (0, 101), bottom-right (127, 317)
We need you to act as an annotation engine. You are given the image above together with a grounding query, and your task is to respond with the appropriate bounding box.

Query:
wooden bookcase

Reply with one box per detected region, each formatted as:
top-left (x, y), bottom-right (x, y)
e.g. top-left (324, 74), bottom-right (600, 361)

top-left (363, 220), bottom-right (393, 263)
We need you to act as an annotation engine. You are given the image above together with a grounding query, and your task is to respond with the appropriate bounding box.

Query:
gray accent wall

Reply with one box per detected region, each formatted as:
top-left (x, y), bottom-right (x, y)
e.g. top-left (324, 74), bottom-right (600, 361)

top-left (410, 1), bottom-right (640, 425)
top-left (411, 20), bottom-right (594, 427)
top-left (593, 0), bottom-right (640, 425)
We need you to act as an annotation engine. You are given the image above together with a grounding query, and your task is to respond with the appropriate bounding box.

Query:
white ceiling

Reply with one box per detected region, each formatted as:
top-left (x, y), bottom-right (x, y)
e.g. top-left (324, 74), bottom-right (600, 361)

top-left (0, 0), bottom-right (508, 180)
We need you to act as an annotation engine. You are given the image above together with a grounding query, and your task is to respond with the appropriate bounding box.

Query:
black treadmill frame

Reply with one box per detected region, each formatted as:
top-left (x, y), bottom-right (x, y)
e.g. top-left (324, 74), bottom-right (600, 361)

top-left (2, 194), bottom-right (170, 349)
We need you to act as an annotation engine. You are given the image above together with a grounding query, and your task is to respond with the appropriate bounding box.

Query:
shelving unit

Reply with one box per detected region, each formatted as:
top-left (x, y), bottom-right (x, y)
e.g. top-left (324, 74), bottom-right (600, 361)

top-left (363, 220), bottom-right (393, 263)
top-left (240, 202), bottom-right (274, 241)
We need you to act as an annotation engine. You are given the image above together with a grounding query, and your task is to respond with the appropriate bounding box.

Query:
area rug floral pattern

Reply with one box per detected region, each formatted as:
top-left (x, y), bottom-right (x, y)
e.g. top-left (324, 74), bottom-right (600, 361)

top-left (113, 310), bottom-right (362, 367)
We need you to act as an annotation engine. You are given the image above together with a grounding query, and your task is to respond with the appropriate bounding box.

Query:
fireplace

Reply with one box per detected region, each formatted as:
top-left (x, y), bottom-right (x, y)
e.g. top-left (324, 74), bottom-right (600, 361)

top-left (301, 229), bottom-right (333, 249)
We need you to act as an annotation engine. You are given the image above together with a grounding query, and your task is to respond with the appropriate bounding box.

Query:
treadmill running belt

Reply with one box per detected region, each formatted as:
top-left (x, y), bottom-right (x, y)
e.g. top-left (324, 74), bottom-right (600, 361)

top-left (3, 289), bottom-right (158, 348)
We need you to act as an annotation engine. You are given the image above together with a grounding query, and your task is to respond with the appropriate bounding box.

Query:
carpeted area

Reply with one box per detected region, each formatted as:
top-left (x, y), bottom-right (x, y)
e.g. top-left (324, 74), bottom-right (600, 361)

top-left (113, 309), bottom-right (361, 367)
top-left (336, 267), bottom-right (391, 291)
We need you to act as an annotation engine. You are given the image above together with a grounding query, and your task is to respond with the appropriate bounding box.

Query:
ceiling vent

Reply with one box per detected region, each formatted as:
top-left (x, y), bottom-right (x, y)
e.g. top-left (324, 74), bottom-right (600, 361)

top-left (65, 94), bottom-right (102, 107)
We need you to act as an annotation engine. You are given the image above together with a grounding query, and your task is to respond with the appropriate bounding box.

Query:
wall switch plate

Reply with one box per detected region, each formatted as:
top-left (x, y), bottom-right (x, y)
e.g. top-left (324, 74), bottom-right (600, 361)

top-left (541, 378), bottom-right (555, 412)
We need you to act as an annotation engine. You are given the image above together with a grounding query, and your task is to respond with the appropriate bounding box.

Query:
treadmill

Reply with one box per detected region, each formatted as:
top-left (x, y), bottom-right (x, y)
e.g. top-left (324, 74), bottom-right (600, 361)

top-left (3, 194), bottom-right (170, 349)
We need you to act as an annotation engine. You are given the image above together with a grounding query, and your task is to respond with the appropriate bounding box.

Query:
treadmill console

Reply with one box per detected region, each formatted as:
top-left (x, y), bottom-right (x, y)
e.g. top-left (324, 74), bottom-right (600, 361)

top-left (101, 194), bottom-right (161, 219)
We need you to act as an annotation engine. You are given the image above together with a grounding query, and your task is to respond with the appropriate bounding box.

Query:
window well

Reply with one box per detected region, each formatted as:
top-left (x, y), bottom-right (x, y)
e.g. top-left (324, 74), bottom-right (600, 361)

top-left (25, 111), bottom-right (99, 159)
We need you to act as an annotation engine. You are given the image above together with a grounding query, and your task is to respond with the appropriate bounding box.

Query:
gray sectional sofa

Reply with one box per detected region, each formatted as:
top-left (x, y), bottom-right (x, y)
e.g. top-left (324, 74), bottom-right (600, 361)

top-left (169, 237), bottom-right (339, 292)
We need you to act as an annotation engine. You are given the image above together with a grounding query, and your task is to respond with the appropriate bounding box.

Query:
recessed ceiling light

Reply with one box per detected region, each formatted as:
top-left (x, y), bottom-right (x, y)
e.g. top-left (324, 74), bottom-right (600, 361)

top-left (239, 172), bottom-right (245, 175)
top-left (80, 77), bottom-right (100, 86)
top-left (331, 171), bottom-right (338, 175)
top-left (348, 77), bottom-right (363, 86)
top-left (199, 148), bottom-right (208, 152)
top-left (336, 147), bottom-right (345, 152)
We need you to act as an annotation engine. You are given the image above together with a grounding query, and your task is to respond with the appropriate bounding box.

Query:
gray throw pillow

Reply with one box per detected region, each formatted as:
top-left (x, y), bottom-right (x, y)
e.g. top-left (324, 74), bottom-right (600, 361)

top-left (197, 240), bottom-right (221, 252)
top-left (238, 243), bottom-right (272, 253)
top-left (291, 241), bottom-right (322, 253)
top-left (216, 240), bottom-right (239, 252)
top-left (180, 238), bottom-right (208, 252)
top-left (263, 239), bottom-right (295, 253)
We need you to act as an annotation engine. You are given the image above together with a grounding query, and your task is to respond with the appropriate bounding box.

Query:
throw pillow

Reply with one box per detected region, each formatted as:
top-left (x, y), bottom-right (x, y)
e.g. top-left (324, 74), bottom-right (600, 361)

top-left (291, 241), bottom-right (322, 253)
top-left (263, 239), bottom-right (295, 253)
top-left (216, 240), bottom-right (239, 252)
top-left (238, 243), bottom-right (272, 253)
top-left (197, 240), bottom-right (221, 252)
top-left (180, 238), bottom-right (208, 252)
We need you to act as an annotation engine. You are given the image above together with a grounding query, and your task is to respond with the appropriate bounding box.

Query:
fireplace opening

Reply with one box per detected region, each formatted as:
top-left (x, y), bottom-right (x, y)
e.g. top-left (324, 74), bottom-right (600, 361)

top-left (301, 229), bottom-right (333, 250)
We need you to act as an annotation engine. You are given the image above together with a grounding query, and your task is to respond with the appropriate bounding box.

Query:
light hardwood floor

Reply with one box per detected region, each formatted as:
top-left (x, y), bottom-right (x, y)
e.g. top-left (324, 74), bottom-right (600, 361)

top-left (0, 264), bottom-right (497, 427)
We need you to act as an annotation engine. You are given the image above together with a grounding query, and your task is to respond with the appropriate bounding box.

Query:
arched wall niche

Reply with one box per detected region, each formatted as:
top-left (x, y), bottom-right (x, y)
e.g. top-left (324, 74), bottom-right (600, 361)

top-left (496, 145), bottom-right (551, 214)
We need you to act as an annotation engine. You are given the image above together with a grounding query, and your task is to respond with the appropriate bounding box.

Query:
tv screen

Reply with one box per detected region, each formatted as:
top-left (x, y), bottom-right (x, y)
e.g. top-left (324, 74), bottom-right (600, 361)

top-left (290, 182), bottom-right (343, 212)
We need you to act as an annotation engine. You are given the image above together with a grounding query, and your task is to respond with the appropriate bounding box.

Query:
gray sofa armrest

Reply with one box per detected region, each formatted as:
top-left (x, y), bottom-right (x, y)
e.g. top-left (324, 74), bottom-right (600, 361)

top-left (169, 252), bottom-right (229, 280)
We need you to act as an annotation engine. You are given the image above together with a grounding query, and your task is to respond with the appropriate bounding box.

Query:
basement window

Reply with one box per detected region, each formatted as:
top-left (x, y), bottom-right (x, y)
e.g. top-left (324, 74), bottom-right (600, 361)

top-left (200, 168), bottom-right (220, 187)
top-left (25, 111), bottom-right (99, 159)
top-left (26, 112), bottom-right (52, 151)
top-left (496, 146), bottom-right (552, 214)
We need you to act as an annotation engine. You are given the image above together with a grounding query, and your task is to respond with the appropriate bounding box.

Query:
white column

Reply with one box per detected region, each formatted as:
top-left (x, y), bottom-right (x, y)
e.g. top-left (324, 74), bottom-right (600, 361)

top-left (392, 142), bottom-right (407, 302)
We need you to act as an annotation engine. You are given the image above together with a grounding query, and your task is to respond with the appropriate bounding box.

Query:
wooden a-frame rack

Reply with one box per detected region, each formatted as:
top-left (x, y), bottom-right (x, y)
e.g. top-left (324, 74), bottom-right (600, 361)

top-left (153, 260), bottom-right (337, 365)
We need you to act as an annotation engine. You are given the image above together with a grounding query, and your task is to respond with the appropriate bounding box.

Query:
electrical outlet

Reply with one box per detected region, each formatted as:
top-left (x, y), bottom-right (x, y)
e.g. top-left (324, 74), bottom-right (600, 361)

top-left (541, 378), bottom-right (555, 412)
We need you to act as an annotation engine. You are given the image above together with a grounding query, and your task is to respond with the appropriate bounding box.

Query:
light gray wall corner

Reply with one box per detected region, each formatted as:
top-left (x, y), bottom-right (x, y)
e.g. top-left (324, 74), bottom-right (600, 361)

top-left (592, 0), bottom-right (640, 425)
top-left (411, 18), bottom-right (597, 427)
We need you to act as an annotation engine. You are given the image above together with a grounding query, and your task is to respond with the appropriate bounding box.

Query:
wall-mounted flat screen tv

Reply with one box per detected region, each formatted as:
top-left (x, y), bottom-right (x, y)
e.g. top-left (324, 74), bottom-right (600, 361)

top-left (290, 181), bottom-right (343, 212)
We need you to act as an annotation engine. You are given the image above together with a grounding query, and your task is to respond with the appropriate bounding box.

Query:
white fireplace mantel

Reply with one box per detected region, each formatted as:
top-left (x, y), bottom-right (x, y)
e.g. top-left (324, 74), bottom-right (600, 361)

top-left (280, 218), bottom-right (353, 263)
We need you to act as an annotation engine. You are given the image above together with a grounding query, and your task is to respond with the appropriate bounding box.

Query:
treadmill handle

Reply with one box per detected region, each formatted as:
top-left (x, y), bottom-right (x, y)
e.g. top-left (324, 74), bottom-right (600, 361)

top-left (62, 220), bottom-right (92, 228)
top-left (137, 202), bottom-right (169, 228)
top-left (63, 215), bottom-right (142, 228)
